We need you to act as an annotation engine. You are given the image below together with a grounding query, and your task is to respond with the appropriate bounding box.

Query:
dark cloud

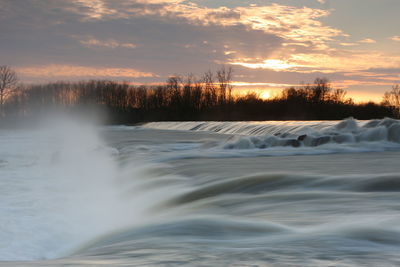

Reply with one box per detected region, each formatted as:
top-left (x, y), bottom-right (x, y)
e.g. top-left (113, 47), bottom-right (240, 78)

top-left (364, 68), bottom-right (400, 75)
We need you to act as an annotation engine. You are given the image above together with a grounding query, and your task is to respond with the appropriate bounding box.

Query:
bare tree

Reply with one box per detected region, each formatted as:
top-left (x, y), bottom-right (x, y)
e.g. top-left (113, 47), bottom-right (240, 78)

top-left (312, 77), bottom-right (331, 102)
top-left (0, 66), bottom-right (18, 116)
top-left (202, 70), bottom-right (217, 107)
top-left (216, 66), bottom-right (233, 105)
top-left (382, 84), bottom-right (400, 117)
top-left (167, 75), bottom-right (182, 107)
top-left (182, 73), bottom-right (194, 108)
top-left (331, 88), bottom-right (347, 103)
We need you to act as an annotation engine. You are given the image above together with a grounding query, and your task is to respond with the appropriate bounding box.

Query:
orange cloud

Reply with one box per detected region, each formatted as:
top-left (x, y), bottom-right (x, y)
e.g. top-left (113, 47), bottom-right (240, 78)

top-left (70, 1), bottom-right (343, 47)
top-left (17, 64), bottom-right (156, 79)
top-left (230, 50), bottom-right (400, 74)
top-left (231, 59), bottom-right (301, 71)
top-left (163, 3), bottom-right (343, 46)
top-left (73, 0), bottom-right (118, 20)
top-left (390, 36), bottom-right (400, 42)
top-left (289, 51), bottom-right (400, 73)
top-left (333, 80), bottom-right (395, 87)
top-left (80, 37), bottom-right (137, 49)
top-left (136, 0), bottom-right (184, 3)
top-left (359, 38), bottom-right (376, 44)
top-left (340, 42), bottom-right (358, 46)
top-left (232, 81), bottom-right (297, 87)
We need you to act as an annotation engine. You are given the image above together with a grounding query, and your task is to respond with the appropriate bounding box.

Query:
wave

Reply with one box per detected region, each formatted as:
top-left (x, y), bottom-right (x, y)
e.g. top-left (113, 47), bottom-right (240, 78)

top-left (166, 173), bottom-right (400, 207)
top-left (143, 118), bottom-right (400, 154)
top-left (144, 120), bottom-right (337, 136)
top-left (78, 209), bottom-right (400, 262)
top-left (83, 216), bottom-right (291, 249)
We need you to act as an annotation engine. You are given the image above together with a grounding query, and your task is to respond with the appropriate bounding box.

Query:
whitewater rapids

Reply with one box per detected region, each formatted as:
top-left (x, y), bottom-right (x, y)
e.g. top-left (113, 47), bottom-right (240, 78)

top-left (1, 118), bottom-right (400, 266)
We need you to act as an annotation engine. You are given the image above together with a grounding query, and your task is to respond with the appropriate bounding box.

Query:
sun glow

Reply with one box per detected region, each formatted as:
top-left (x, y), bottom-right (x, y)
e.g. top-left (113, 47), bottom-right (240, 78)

top-left (234, 88), bottom-right (273, 100)
top-left (259, 90), bottom-right (271, 100)
top-left (231, 59), bottom-right (296, 71)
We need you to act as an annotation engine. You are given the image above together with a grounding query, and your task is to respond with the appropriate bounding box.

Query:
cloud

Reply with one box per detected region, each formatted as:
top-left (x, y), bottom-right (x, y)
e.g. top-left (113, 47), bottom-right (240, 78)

top-left (79, 37), bottom-right (137, 49)
top-left (16, 64), bottom-right (157, 80)
top-left (390, 36), bottom-right (400, 42)
top-left (59, 0), bottom-right (346, 78)
top-left (64, 1), bottom-right (343, 46)
top-left (232, 81), bottom-right (297, 88)
top-left (340, 42), bottom-right (358, 46)
top-left (231, 59), bottom-right (300, 71)
top-left (72, 0), bottom-right (118, 20)
top-left (136, 0), bottom-right (186, 3)
top-left (0, 1), bottom-right (343, 59)
top-left (359, 38), bottom-right (376, 44)
top-left (229, 49), bottom-right (400, 76)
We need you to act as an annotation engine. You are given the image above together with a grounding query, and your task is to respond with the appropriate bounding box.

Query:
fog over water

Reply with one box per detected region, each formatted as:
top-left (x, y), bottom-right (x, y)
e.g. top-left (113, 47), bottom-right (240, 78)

top-left (1, 117), bottom-right (400, 266)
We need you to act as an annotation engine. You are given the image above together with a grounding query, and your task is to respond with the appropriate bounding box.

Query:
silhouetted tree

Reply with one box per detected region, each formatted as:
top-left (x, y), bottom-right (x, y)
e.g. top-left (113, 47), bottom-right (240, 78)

top-left (202, 70), bottom-right (217, 107)
top-left (0, 71), bottom-right (397, 123)
top-left (312, 78), bottom-right (331, 103)
top-left (182, 74), bottom-right (194, 108)
top-left (0, 66), bottom-right (18, 116)
top-left (382, 84), bottom-right (400, 117)
top-left (192, 79), bottom-right (203, 111)
top-left (330, 88), bottom-right (347, 104)
top-left (167, 75), bottom-right (181, 108)
top-left (216, 66), bottom-right (233, 105)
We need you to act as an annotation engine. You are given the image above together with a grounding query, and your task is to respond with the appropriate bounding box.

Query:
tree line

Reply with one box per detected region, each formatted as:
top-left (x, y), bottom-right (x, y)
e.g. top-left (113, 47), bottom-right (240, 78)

top-left (0, 65), bottom-right (399, 124)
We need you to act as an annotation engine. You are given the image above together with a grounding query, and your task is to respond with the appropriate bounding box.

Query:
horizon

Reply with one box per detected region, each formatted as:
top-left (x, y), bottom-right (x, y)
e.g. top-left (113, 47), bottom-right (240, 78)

top-left (1, 0), bottom-right (399, 103)
top-left (13, 76), bottom-right (393, 104)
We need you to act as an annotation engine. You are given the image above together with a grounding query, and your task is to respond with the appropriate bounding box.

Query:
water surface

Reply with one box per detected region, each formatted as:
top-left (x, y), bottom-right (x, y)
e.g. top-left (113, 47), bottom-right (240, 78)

top-left (1, 118), bottom-right (400, 266)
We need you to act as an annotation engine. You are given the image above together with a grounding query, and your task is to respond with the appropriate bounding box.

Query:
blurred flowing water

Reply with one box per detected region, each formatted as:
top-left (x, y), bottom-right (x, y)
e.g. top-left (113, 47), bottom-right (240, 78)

top-left (1, 118), bottom-right (400, 266)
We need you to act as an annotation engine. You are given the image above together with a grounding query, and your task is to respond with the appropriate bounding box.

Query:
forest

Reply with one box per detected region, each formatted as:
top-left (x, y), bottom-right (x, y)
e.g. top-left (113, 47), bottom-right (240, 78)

top-left (0, 66), bottom-right (399, 125)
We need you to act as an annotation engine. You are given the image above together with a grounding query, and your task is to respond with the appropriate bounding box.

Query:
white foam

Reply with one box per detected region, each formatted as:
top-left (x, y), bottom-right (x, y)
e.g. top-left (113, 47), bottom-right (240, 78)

top-left (143, 118), bottom-right (400, 158)
top-left (0, 116), bottom-right (180, 261)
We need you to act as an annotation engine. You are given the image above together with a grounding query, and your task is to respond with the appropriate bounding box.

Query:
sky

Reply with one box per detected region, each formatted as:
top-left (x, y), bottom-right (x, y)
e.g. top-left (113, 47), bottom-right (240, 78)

top-left (0, 0), bottom-right (399, 102)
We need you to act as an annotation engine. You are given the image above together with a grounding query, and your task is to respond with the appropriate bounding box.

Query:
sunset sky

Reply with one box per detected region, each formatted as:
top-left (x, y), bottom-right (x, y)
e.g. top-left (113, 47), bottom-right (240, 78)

top-left (1, 0), bottom-right (399, 102)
